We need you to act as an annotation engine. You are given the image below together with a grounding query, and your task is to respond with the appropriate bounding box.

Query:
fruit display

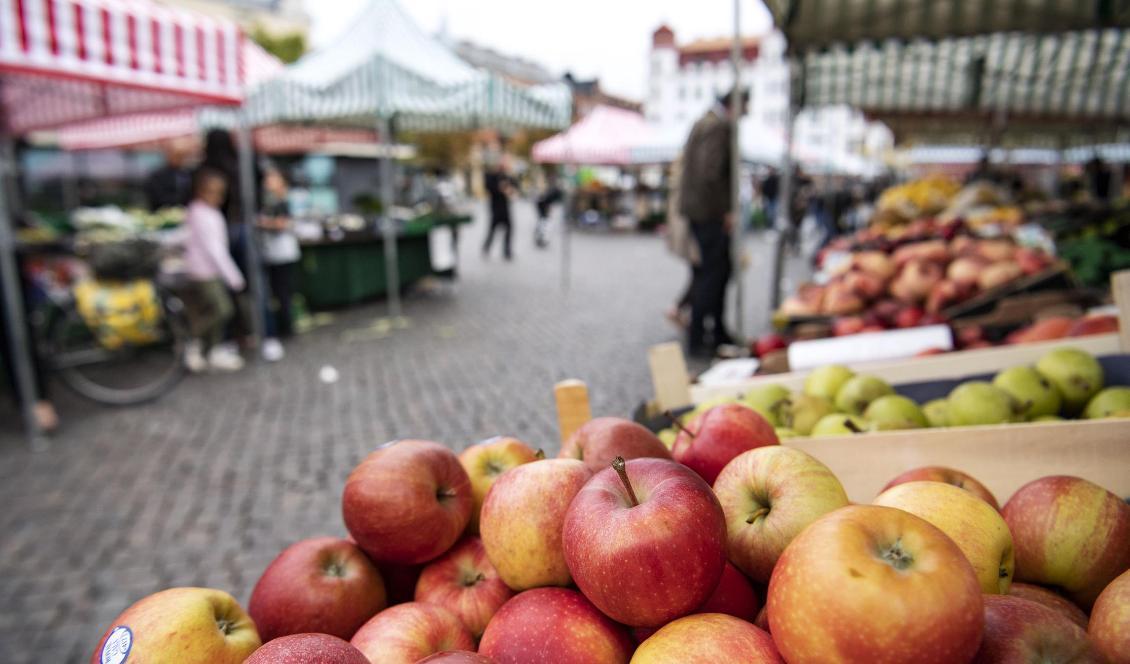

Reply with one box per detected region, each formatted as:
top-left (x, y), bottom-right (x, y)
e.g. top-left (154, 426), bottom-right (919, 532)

top-left (89, 410), bottom-right (1130, 663)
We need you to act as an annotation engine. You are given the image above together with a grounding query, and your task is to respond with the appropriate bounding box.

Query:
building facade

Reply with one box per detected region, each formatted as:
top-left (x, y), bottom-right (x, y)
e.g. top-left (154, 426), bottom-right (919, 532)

top-left (152, 0), bottom-right (309, 37)
top-left (645, 25), bottom-right (891, 173)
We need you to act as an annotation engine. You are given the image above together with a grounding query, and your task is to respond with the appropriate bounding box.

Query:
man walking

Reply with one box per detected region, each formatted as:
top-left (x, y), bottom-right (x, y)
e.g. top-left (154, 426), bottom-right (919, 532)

top-left (679, 89), bottom-right (747, 356)
top-left (483, 157), bottom-right (515, 261)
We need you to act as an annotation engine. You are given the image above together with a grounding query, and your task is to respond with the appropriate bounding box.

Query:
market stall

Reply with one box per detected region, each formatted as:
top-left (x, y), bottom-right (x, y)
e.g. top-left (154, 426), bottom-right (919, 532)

top-left (0, 0), bottom-right (248, 441)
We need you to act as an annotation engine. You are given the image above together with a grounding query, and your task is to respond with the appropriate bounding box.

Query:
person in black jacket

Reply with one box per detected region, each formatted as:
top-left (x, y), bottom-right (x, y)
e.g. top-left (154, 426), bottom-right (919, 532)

top-left (144, 139), bottom-right (194, 211)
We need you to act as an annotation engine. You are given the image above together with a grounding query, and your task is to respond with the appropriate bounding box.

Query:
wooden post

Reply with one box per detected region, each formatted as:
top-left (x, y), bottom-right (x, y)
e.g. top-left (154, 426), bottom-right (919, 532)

top-left (554, 379), bottom-right (591, 445)
top-left (648, 342), bottom-right (693, 412)
top-left (1112, 270), bottom-right (1130, 352)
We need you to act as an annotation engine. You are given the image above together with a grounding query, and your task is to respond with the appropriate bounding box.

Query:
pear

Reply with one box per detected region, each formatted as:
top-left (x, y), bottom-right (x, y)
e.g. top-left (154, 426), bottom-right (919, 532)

top-left (742, 384), bottom-right (790, 427)
top-left (834, 375), bottom-right (895, 415)
top-left (804, 365), bottom-right (855, 402)
top-left (992, 366), bottom-right (1062, 419)
top-left (774, 427), bottom-right (801, 439)
top-left (1082, 387), bottom-right (1130, 419)
top-left (780, 393), bottom-right (836, 436)
top-left (810, 413), bottom-right (870, 437)
top-left (947, 382), bottom-right (1024, 426)
top-left (864, 395), bottom-right (928, 430)
top-left (1035, 348), bottom-right (1104, 415)
top-left (923, 399), bottom-right (950, 428)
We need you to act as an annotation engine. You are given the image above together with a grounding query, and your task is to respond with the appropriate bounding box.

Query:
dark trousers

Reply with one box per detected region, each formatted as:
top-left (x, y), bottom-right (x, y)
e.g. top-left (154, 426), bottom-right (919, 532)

top-left (265, 262), bottom-right (295, 339)
top-left (689, 221), bottom-right (732, 349)
top-left (483, 216), bottom-right (512, 258)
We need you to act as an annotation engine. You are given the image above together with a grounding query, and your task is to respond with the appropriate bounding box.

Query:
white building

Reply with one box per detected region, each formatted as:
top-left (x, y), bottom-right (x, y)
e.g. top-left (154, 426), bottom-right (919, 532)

top-left (645, 25), bottom-right (891, 174)
top-left (153, 0), bottom-right (308, 37)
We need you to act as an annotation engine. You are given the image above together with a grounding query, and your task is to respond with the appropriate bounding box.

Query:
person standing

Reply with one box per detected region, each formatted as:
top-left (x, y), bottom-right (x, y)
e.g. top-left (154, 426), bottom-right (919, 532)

top-left (482, 158), bottom-right (515, 261)
top-left (144, 139), bottom-right (195, 211)
top-left (258, 169), bottom-right (300, 362)
top-left (679, 89), bottom-right (747, 355)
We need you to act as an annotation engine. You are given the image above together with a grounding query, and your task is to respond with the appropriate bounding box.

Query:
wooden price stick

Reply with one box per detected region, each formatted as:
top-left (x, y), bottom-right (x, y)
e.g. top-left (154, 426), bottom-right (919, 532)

top-left (554, 379), bottom-right (592, 445)
top-left (648, 342), bottom-right (693, 412)
top-left (1112, 270), bottom-right (1130, 353)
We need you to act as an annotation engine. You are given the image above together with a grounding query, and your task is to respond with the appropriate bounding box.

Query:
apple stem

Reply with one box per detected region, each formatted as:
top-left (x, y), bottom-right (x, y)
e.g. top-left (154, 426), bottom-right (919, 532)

top-left (844, 419), bottom-right (864, 434)
top-left (663, 410), bottom-right (696, 438)
top-left (746, 507), bottom-right (770, 524)
top-left (611, 456), bottom-right (640, 507)
top-left (535, 449), bottom-right (546, 460)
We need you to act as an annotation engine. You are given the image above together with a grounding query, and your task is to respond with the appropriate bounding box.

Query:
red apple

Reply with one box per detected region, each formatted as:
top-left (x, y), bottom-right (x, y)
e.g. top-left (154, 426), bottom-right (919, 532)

top-left (925, 280), bottom-right (962, 315)
top-left (89, 588), bottom-right (261, 664)
top-left (843, 270), bottom-right (886, 300)
top-left (1068, 315), bottom-right (1119, 338)
top-left (672, 403), bottom-right (778, 485)
top-left (557, 417), bottom-right (671, 475)
top-left (350, 603), bottom-right (474, 664)
top-left (479, 458), bottom-right (590, 590)
top-left (891, 259), bottom-right (943, 304)
top-left (853, 251), bottom-right (896, 280)
top-left (630, 561), bottom-right (761, 644)
top-left (1090, 569), bottom-right (1130, 664)
top-left (1007, 317), bottom-right (1073, 344)
top-left (975, 239), bottom-right (1017, 263)
top-left (947, 256), bottom-right (987, 287)
top-left (249, 537), bottom-right (386, 642)
top-left (244, 633), bottom-right (369, 663)
top-left (822, 282), bottom-right (865, 316)
top-left (415, 536), bottom-right (512, 639)
top-left (979, 261), bottom-right (1024, 291)
top-left (458, 436), bottom-right (539, 534)
top-left (894, 306), bottom-right (925, 329)
top-left (713, 446), bottom-right (850, 583)
top-left (973, 595), bottom-right (1101, 664)
top-left (754, 332), bottom-right (789, 357)
top-left (632, 613), bottom-right (784, 663)
top-left (1008, 583), bottom-right (1088, 629)
top-left (880, 466), bottom-right (999, 510)
top-left (478, 588), bottom-right (633, 664)
top-left (1003, 475), bottom-right (1130, 608)
top-left (563, 457), bottom-right (726, 627)
top-left (1014, 247), bottom-right (1050, 275)
top-left (343, 440), bottom-right (472, 565)
top-left (767, 505), bottom-right (983, 664)
top-left (831, 316), bottom-right (866, 337)
top-left (417, 652), bottom-right (494, 663)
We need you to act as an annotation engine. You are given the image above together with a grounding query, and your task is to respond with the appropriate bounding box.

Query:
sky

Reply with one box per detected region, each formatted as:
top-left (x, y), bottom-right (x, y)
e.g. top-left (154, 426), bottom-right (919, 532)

top-left (301, 0), bottom-right (773, 101)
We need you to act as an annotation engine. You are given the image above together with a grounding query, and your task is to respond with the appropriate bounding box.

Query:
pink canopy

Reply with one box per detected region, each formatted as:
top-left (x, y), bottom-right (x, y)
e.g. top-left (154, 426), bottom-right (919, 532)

top-left (531, 105), bottom-right (656, 166)
top-left (0, 0), bottom-right (245, 133)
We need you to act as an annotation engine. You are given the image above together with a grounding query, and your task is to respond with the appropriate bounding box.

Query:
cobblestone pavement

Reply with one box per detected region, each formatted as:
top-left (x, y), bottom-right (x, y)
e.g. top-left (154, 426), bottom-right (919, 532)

top-left (0, 202), bottom-right (807, 662)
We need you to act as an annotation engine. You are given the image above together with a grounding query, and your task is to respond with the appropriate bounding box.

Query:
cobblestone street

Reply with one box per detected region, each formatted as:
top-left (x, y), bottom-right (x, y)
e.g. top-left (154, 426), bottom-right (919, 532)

top-left (0, 202), bottom-right (803, 662)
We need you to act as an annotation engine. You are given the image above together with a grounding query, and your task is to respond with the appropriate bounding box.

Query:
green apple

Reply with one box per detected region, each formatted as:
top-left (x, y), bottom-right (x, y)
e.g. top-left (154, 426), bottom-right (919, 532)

top-left (780, 394), bottom-right (836, 436)
top-left (810, 414), bottom-right (870, 437)
top-left (1083, 387), bottom-right (1130, 419)
top-left (1035, 348), bottom-right (1104, 415)
top-left (1032, 415), bottom-right (1064, 422)
top-left (992, 366), bottom-right (1062, 419)
top-left (834, 375), bottom-right (894, 415)
top-left (742, 384), bottom-right (790, 427)
top-left (774, 428), bottom-right (801, 439)
top-left (947, 382), bottom-right (1023, 426)
top-left (804, 365), bottom-right (855, 402)
top-left (923, 399), bottom-right (950, 428)
top-left (864, 395), bottom-right (928, 430)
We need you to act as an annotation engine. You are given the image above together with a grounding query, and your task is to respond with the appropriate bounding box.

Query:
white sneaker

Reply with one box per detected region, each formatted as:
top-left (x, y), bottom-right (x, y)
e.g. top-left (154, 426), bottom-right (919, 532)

top-left (261, 338), bottom-right (285, 362)
top-left (184, 340), bottom-right (207, 373)
top-left (207, 346), bottom-right (245, 372)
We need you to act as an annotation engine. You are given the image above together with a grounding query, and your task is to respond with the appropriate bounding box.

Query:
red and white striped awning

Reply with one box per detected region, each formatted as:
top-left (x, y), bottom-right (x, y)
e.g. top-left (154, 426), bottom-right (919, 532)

top-left (0, 0), bottom-right (244, 133)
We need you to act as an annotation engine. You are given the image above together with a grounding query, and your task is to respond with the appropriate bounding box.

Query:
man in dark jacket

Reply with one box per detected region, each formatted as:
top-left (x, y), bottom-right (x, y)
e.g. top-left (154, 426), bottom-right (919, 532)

top-left (144, 139), bottom-right (194, 211)
top-left (680, 89), bottom-right (747, 355)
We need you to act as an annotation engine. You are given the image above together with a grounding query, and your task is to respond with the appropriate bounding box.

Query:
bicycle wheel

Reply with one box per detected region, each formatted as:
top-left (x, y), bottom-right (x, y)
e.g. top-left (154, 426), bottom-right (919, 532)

top-left (47, 292), bottom-right (188, 406)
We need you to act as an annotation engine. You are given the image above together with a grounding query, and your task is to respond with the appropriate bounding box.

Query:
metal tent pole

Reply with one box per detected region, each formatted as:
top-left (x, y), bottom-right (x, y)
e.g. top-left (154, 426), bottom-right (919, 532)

top-left (0, 136), bottom-right (43, 445)
top-left (235, 119), bottom-right (266, 344)
top-left (770, 59), bottom-right (800, 313)
top-left (561, 165), bottom-right (572, 293)
top-left (378, 116), bottom-right (403, 322)
top-left (730, 0), bottom-right (744, 341)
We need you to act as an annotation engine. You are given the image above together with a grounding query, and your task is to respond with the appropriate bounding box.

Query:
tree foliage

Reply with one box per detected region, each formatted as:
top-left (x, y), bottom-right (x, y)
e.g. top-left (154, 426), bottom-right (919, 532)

top-left (250, 25), bottom-right (307, 64)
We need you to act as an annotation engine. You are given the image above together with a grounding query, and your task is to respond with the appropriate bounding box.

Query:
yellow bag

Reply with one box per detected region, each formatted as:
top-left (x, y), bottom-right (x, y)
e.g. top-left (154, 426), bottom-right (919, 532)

top-left (73, 279), bottom-right (163, 349)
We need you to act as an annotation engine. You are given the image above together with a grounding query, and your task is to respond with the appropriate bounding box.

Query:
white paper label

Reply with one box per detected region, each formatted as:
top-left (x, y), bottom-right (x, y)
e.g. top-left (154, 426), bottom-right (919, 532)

top-left (101, 626), bottom-right (132, 664)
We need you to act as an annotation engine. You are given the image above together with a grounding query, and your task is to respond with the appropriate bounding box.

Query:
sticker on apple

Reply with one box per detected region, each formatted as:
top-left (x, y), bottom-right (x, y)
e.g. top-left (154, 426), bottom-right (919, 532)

top-left (100, 626), bottom-right (132, 664)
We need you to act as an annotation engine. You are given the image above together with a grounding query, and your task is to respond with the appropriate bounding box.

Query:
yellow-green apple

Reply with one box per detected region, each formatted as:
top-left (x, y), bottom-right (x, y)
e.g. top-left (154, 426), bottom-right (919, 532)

top-left (558, 417), bottom-right (671, 474)
top-left (244, 633), bottom-right (369, 663)
top-left (248, 537), bottom-right (386, 642)
top-left (1008, 583), bottom-right (1088, 629)
top-left (713, 446), bottom-right (849, 583)
top-left (672, 403), bottom-right (779, 484)
top-left (563, 457), bottom-right (726, 627)
top-left (767, 505), bottom-right (983, 664)
top-left (478, 588), bottom-right (633, 664)
top-left (631, 561), bottom-right (761, 643)
top-left (804, 364), bottom-right (855, 401)
top-left (874, 481), bottom-right (1015, 594)
top-left (89, 587), bottom-right (260, 664)
top-left (631, 613), bottom-right (784, 664)
top-left (415, 535), bottom-right (512, 639)
top-left (343, 440), bottom-right (472, 565)
top-left (973, 595), bottom-right (1102, 664)
top-left (458, 436), bottom-right (539, 533)
top-left (1002, 475), bottom-right (1130, 608)
top-left (881, 466), bottom-right (999, 510)
top-left (479, 459), bottom-right (590, 590)
top-left (1089, 569), bottom-right (1130, 664)
top-left (349, 603), bottom-right (474, 663)
top-left (417, 652), bottom-right (494, 663)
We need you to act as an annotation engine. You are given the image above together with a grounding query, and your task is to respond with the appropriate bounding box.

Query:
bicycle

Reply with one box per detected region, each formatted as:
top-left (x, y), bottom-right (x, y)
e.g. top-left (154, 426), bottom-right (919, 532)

top-left (34, 237), bottom-right (191, 406)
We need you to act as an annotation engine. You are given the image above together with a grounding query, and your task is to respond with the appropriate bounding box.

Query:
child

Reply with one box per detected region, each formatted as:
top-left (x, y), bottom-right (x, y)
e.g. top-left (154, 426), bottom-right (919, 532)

top-left (181, 169), bottom-right (246, 372)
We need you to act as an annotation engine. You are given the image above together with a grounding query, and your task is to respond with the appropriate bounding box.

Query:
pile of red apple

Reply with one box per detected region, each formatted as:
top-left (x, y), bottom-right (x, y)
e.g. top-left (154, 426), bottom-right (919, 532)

top-left (89, 412), bottom-right (1130, 664)
top-left (781, 233), bottom-right (1054, 326)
